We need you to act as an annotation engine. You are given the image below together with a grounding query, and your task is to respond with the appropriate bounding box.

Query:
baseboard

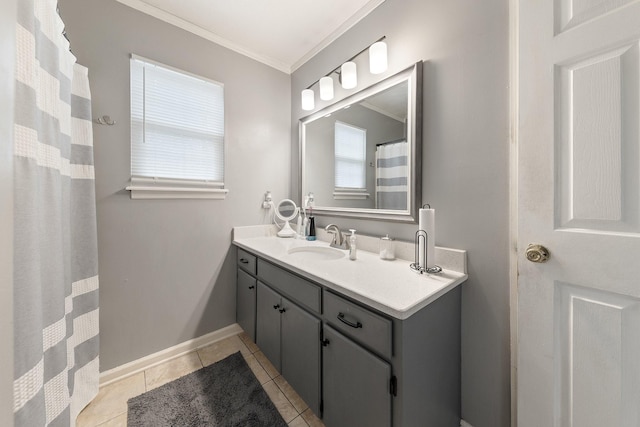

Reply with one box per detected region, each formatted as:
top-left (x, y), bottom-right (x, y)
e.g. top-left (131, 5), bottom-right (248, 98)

top-left (460, 420), bottom-right (475, 427)
top-left (99, 323), bottom-right (243, 387)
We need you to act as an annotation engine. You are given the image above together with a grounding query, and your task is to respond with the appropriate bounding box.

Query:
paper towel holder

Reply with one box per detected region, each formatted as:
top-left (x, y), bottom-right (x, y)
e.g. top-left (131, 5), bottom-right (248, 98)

top-left (410, 230), bottom-right (442, 274)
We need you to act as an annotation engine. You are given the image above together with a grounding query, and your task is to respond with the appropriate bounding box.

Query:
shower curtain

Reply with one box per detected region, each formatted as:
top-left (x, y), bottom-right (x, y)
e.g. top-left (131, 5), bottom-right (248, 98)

top-left (13, 0), bottom-right (99, 425)
top-left (375, 141), bottom-right (408, 210)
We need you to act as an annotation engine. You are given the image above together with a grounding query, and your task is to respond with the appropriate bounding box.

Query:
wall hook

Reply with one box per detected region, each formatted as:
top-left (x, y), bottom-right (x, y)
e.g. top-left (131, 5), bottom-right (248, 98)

top-left (95, 115), bottom-right (116, 125)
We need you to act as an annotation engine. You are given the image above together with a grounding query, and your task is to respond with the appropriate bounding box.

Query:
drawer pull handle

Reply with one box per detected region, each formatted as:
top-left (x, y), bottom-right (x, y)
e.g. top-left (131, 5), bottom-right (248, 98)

top-left (239, 258), bottom-right (250, 264)
top-left (338, 313), bottom-right (362, 329)
top-left (248, 285), bottom-right (255, 289)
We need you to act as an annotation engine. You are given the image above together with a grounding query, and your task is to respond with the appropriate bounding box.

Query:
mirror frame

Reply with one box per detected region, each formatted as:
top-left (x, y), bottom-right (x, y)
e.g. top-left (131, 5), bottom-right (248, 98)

top-left (299, 61), bottom-right (423, 223)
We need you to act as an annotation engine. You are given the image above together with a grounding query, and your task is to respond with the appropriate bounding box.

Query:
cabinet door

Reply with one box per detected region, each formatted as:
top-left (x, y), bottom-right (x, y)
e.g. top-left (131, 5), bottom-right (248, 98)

top-left (281, 297), bottom-right (321, 415)
top-left (236, 269), bottom-right (256, 341)
top-left (256, 281), bottom-right (282, 372)
top-left (323, 325), bottom-right (392, 427)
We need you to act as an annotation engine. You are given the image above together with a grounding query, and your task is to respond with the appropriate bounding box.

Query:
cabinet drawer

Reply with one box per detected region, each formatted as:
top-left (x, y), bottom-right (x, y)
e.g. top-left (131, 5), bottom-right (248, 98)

top-left (237, 248), bottom-right (256, 275)
top-left (323, 291), bottom-right (392, 360)
top-left (257, 259), bottom-right (321, 314)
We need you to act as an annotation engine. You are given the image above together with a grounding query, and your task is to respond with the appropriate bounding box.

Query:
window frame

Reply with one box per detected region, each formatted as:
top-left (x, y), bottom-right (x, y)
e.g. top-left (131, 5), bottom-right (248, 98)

top-left (125, 54), bottom-right (228, 200)
top-left (333, 121), bottom-right (370, 200)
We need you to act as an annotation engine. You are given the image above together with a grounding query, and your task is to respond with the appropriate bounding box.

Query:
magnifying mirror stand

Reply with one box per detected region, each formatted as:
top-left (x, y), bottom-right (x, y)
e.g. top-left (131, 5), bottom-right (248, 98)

top-left (275, 199), bottom-right (299, 238)
top-left (277, 221), bottom-right (297, 238)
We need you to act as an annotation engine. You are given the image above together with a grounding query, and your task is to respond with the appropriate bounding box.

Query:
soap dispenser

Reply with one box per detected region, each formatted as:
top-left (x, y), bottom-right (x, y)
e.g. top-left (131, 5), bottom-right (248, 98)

top-left (379, 234), bottom-right (395, 260)
top-left (349, 229), bottom-right (357, 260)
top-left (306, 216), bottom-right (316, 241)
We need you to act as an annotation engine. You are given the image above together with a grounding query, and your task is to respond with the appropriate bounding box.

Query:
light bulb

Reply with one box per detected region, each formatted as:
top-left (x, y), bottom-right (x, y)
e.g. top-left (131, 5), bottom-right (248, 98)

top-left (341, 62), bottom-right (357, 89)
top-left (369, 41), bottom-right (387, 74)
top-left (301, 89), bottom-right (314, 111)
top-left (319, 76), bottom-right (334, 101)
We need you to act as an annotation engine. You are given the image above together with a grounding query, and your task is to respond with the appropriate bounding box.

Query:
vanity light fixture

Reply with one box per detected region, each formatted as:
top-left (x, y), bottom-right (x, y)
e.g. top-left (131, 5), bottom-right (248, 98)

top-left (300, 36), bottom-right (386, 111)
top-left (341, 61), bottom-right (357, 89)
top-left (369, 41), bottom-right (388, 74)
top-left (319, 76), bottom-right (334, 101)
top-left (301, 88), bottom-right (315, 111)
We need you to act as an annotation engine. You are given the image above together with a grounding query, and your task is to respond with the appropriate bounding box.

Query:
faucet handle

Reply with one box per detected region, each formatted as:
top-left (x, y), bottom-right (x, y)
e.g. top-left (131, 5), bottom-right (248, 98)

top-left (324, 224), bottom-right (343, 246)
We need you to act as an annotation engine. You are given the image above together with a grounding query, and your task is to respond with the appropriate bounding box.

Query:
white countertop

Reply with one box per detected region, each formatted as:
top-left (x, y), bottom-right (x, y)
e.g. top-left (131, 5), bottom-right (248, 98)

top-left (233, 225), bottom-right (468, 320)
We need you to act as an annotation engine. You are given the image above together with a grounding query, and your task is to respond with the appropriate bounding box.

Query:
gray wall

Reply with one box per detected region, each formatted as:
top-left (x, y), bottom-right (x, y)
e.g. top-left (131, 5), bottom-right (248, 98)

top-left (0, 0), bottom-right (16, 424)
top-left (59, 0), bottom-right (291, 371)
top-left (291, 1), bottom-right (510, 426)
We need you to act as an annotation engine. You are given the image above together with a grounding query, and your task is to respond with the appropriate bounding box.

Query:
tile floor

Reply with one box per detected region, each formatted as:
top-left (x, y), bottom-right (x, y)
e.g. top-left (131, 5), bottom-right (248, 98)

top-left (76, 332), bottom-right (325, 427)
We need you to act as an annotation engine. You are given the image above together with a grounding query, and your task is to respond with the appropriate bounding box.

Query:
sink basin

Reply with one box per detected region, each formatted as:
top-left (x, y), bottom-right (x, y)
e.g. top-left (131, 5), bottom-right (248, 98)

top-left (287, 246), bottom-right (345, 261)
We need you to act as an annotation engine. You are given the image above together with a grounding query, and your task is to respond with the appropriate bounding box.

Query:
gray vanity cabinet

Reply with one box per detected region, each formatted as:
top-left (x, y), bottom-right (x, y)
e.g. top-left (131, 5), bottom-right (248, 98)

top-left (281, 297), bottom-right (321, 417)
top-left (322, 325), bottom-right (392, 427)
top-left (236, 269), bottom-right (257, 341)
top-left (236, 249), bottom-right (257, 341)
top-left (235, 245), bottom-right (462, 427)
top-left (255, 280), bottom-right (321, 415)
top-left (256, 282), bottom-right (282, 371)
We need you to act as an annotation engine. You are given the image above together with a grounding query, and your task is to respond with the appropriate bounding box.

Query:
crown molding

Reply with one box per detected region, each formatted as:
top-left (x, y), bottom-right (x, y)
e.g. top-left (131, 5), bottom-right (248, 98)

top-left (289, 0), bottom-right (386, 72)
top-left (115, 0), bottom-right (291, 73)
top-left (115, 0), bottom-right (386, 74)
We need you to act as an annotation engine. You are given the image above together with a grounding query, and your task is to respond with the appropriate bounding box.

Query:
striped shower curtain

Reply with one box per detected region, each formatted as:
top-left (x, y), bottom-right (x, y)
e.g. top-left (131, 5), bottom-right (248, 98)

top-left (13, 0), bottom-right (99, 425)
top-left (375, 141), bottom-right (408, 210)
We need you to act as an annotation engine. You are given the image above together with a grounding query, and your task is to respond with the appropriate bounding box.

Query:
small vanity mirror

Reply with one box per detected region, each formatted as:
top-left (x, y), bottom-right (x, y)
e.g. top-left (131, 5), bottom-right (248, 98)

top-left (275, 199), bottom-right (299, 238)
top-left (300, 62), bottom-right (422, 223)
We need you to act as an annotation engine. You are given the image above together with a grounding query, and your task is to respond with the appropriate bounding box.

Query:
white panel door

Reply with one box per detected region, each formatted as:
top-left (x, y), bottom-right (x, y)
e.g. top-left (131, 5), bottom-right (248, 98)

top-left (518, 0), bottom-right (640, 426)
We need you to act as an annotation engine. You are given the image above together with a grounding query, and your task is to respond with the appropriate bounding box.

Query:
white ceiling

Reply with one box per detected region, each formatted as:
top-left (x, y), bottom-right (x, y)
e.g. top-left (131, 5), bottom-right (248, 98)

top-left (362, 82), bottom-right (408, 122)
top-left (115, 0), bottom-right (386, 73)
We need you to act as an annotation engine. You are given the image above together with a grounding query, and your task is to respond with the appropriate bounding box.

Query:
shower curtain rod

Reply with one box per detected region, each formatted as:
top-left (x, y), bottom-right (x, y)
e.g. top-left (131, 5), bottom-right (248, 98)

top-left (376, 138), bottom-right (407, 147)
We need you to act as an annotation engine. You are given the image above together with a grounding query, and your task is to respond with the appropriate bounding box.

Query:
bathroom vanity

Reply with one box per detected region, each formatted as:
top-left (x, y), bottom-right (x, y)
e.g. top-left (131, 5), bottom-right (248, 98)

top-left (233, 226), bottom-right (467, 427)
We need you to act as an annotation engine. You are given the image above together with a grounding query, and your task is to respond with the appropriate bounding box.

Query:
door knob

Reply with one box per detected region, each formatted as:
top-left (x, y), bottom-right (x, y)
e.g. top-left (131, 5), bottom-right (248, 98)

top-left (526, 244), bottom-right (550, 263)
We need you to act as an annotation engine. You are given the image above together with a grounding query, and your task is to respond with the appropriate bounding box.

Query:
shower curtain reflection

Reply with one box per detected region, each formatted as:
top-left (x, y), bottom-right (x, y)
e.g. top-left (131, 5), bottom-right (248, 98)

top-left (375, 141), bottom-right (408, 210)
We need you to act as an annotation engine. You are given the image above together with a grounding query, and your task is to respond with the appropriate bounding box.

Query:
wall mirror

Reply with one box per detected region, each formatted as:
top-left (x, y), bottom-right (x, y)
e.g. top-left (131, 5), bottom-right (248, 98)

top-left (299, 62), bottom-right (422, 223)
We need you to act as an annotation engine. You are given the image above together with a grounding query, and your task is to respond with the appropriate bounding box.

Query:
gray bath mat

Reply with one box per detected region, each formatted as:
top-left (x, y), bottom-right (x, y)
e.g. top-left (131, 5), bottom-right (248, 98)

top-left (127, 351), bottom-right (287, 426)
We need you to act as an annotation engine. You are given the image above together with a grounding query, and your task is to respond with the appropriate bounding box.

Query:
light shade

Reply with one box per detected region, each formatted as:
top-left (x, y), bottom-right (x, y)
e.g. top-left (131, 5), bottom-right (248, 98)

top-left (369, 41), bottom-right (388, 74)
top-left (319, 76), bottom-right (334, 101)
top-left (341, 62), bottom-right (357, 89)
top-left (301, 89), bottom-right (315, 111)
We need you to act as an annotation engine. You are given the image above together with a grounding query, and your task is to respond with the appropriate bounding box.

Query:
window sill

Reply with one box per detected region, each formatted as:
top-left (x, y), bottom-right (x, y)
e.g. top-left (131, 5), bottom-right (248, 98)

top-left (125, 185), bottom-right (229, 200)
top-left (333, 191), bottom-right (370, 200)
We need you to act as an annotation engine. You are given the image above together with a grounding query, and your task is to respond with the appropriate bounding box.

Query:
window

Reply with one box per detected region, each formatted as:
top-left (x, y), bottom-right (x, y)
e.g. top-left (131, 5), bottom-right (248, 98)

top-left (334, 121), bottom-right (368, 199)
top-left (126, 55), bottom-right (227, 199)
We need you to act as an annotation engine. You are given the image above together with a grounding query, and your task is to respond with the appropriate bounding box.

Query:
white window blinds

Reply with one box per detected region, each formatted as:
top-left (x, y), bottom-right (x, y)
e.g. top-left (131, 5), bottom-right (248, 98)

top-left (130, 55), bottom-right (224, 183)
top-left (335, 121), bottom-right (366, 189)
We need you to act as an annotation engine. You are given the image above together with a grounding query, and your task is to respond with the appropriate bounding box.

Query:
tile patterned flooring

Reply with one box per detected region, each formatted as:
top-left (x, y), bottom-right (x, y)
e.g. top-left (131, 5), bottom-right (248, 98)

top-left (77, 332), bottom-right (325, 427)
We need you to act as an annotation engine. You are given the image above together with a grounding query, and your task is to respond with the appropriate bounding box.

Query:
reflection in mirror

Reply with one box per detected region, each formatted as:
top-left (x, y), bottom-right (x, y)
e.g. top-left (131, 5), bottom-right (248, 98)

top-left (300, 62), bottom-right (422, 223)
top-left (276, 199), bottom-right (298, 221)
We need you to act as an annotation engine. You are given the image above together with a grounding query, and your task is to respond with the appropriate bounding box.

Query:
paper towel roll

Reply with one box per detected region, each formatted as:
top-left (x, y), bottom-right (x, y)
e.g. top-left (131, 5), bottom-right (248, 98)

top-left (418, 208), bottom-right (435, 268)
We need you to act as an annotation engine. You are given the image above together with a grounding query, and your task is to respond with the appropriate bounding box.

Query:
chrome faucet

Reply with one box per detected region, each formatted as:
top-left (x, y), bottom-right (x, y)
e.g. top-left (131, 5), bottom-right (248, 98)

top-left (325, 224), bottom-right (350, 250)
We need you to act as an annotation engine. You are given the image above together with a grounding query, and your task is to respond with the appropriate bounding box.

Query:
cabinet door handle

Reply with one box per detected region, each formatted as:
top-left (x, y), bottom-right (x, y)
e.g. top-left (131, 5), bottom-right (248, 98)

top-left (239, 258), bottom-right (249, 264)
top-left (273, 304), bottom-right (280, 310)
top-left (321, 338), bottom-right (330, 347)
top-left (248, 285), bottom-right (255, 289)
top-left (337, 312), bottom-right (362, 329)
top-left (279, 308), bottom-right (286, 313)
